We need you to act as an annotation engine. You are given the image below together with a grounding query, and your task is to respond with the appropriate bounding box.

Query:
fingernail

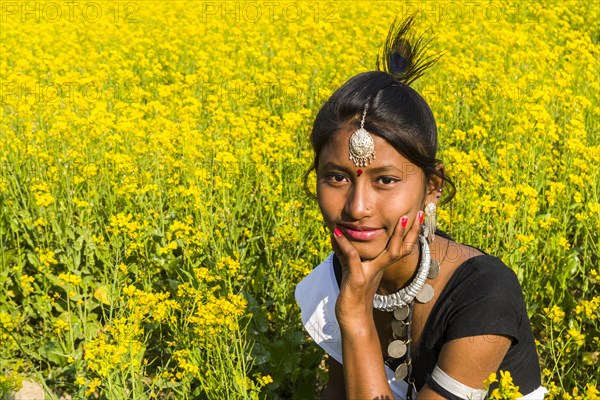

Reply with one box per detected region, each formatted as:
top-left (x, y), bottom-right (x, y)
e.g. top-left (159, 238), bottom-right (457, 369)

top-left (334, 228), bottom-right (342, 237)
top-left (401, 216), bottom-right (408, 228)
top-left (418, 211), bottom-right (424, 224)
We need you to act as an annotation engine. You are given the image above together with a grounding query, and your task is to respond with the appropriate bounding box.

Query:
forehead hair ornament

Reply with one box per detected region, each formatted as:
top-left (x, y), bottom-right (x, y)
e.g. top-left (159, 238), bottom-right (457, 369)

top-left (348, 103), bottom-right (376, 167)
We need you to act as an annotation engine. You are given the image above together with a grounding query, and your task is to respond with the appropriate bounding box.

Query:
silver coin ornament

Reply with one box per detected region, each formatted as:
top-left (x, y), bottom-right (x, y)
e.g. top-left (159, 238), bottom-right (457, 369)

top-left (416, 283), bottom-right (435, 303)
top-left (394, 363), bottom-right (408, 380)
top-left (393, 305), bottom-right (410, 321)
top-left (388, 340), bottom-right (407, 358)
top-left (377, 245), bottom-right (442, 384)
top-left (392, 320), bottom-right (407, 337)
top-left (428, 259), bottom-right (440, 279)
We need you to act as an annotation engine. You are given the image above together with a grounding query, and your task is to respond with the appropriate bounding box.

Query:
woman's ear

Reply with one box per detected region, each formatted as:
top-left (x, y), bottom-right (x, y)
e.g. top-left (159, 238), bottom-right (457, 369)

top-left (425, 164), bottom-right (445, 204)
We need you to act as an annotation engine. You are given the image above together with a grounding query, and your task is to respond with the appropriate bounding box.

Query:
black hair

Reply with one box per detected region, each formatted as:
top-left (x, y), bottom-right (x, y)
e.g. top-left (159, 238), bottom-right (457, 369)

top-left (304, 16), bottom-right (455, 205)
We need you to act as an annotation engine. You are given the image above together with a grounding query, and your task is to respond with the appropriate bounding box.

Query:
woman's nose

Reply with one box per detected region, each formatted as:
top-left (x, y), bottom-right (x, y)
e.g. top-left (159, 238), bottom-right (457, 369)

top-left (344, 183), bottom-right (372, 220)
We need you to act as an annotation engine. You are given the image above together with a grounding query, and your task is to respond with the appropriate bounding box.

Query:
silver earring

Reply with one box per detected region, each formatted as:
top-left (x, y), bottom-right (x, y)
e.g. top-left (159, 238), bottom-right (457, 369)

top-left (424, 202), bottom-right (437, 244)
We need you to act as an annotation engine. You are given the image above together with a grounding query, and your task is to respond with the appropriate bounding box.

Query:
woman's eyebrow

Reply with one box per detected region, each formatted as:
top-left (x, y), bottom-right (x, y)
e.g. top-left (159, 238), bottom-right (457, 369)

top-left (366, 165), bottom-right (399, 174)
top-left (370, 164), bottom-right (421, 177)
top-left (319, 163), bottom-right (409, 176)
top-left (319, 162), bottom-right (353, 172)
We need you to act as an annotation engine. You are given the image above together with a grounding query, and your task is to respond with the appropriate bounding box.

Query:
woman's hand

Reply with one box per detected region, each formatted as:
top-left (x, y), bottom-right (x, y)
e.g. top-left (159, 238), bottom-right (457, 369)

top-left (331, 210), bottom-right (424, 326)
top-left (329, 211), bottom-right (424, 399)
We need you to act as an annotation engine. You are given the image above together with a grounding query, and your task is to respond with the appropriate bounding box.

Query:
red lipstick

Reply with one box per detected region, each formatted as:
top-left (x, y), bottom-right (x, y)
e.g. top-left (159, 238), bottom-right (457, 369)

top-left (338, 225), bottom-right (384, 241)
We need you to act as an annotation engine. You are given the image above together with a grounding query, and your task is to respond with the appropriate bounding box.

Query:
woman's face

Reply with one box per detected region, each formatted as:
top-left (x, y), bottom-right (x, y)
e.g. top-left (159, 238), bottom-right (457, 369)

top-left (316, 125), bottom-right (436, 260)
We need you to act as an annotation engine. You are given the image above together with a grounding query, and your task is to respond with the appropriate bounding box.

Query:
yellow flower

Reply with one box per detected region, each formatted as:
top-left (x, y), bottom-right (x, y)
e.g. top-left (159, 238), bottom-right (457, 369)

top-left (73, 197), bottom-right (90, 208)
top-left (257, 374), bottom-right (273, 386)
top-left (558, 237), bottom-right (571, 251)
top-left (20, 275), bottom-right (35, 296)
top-left (567, 327), bottom-right (586, 347)
top-left (586, 384), bottom-right (600, 399)
top-left (85, 378), bottom-right (101, 397)
top-left (53, 318), bottom-right (70, 335)
top-left (33, 217), bottom-right (47, 227)
top-left (0, 312), bottom-right (16, 331)
top-left (488, 370), bottom-right (523, 399)
top-left (516, 234), bottom-right (535, 253)
top-left (36, 248), bottom-right (58, 268)
top-left (118, 263), bottom-right (128, 274)
top-left (158, 240), bottom-right (178, 255)
top-left (57, 273), bottom-right (81, 286)
top-left (216, 256), bottom-right (241, 276)
top-left (575, 297), bottom-right (600, 321)
top-left (35, 192), bottom-right (56, 207)
top-left (544, 305), bottom-right (565, 325)
top-left (483, 372), bottom-right (497, 390)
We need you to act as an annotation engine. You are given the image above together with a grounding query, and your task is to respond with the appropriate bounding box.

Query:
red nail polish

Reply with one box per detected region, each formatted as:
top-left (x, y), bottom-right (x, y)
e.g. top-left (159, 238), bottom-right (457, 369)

top-left (418, 211), bottom-right (424, 224)
top-left (334, 228), bottom-right (342, 237)
top-left (401, 216), bottom-right (408, 228)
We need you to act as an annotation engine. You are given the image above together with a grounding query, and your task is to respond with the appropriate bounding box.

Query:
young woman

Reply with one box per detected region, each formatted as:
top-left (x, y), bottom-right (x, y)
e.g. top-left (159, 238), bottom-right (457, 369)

top-left (295, 17), bottom-right (546, 400)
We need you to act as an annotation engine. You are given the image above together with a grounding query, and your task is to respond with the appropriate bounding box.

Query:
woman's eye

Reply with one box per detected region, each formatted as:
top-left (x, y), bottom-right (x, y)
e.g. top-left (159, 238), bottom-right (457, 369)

top-left (327, 174), bottom-right (348, 184)
top-left (377, 176), bottom-right (398, 185)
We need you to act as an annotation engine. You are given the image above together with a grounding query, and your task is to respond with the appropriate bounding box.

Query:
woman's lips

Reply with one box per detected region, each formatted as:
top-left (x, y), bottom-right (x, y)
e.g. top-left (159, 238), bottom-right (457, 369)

top-left (339, 225), bottom-right (384, 241)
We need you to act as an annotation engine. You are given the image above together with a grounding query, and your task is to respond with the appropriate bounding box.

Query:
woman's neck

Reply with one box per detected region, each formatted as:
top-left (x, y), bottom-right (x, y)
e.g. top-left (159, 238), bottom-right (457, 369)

top-left (378, 243), bottom-right (422, 295)
top-left (377, 236), bottom-right (453, 294)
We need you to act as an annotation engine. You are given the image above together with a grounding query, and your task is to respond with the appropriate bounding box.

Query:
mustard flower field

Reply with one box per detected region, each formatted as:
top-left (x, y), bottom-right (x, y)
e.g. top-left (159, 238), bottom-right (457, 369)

top-left (1, 1), bottom-right (598, 399)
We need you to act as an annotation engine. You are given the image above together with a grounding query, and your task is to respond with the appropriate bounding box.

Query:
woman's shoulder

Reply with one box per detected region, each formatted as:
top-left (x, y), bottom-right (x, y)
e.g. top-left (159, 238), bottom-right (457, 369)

top-left (456, 248), bottom-right (519, 285)
top-left (436, 238), bottom-right (524, 302)
top-left (449, 257), bottom-right (524, 314)
top-left (435, 234), bottom-right (519, 283)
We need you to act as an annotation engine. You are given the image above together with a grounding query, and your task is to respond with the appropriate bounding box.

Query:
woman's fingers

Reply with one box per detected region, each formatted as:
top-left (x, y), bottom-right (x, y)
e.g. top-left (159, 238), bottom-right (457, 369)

top-left (382, 215), bottom-right (408, 260)
top-left (402, 210), bottom-right (423, 257)
top-left (331, 228), bottom-right (361, 270)
top-left (373, 210), bottom-right (423, 267)
top-left (332, 210), bottom-right (424, 287)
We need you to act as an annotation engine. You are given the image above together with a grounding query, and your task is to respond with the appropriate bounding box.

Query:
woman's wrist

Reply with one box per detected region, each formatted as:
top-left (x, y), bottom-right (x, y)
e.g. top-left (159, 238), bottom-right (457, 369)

top-left (335, 292), bottom-right (375, 326)
top-left (336, 308), bottom-right (376, 331)
top-left (338, 317), bottom-right (378, 338)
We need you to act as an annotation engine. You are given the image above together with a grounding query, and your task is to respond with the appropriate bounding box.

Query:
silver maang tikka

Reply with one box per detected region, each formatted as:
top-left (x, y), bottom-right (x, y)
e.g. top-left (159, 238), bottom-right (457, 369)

top-left (349, 103), bottom-right (376, 167)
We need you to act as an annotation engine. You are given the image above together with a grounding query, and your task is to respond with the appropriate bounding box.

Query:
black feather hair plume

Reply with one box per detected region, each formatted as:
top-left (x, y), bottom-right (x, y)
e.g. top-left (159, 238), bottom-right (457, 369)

top-left (377, 14), bottom-right (441, 86)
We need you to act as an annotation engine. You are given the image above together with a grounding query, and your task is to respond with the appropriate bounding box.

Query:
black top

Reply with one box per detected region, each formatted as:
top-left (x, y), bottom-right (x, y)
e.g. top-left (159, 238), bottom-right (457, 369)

top-left (332, 237), bottom-right (541, 394)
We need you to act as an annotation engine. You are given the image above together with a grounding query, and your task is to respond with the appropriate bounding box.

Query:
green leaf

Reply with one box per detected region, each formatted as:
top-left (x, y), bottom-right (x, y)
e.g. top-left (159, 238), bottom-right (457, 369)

top-left (37, 341), bottom-right (63, 365)
top-left (251, 341), bottom-right (270, 366)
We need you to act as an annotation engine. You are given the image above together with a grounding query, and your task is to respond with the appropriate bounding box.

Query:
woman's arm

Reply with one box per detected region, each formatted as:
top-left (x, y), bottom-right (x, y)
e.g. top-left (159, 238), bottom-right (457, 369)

top-left (321, 321), bottom-right (393, 399)
top-left (419, 334), bottom-right (512, 399)
top-left (330, 212), bottom-right (423, 399)
top-left (323, 332), bottom-right (512, 400)
top-left (339, 316), bottom-right (392, 399)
